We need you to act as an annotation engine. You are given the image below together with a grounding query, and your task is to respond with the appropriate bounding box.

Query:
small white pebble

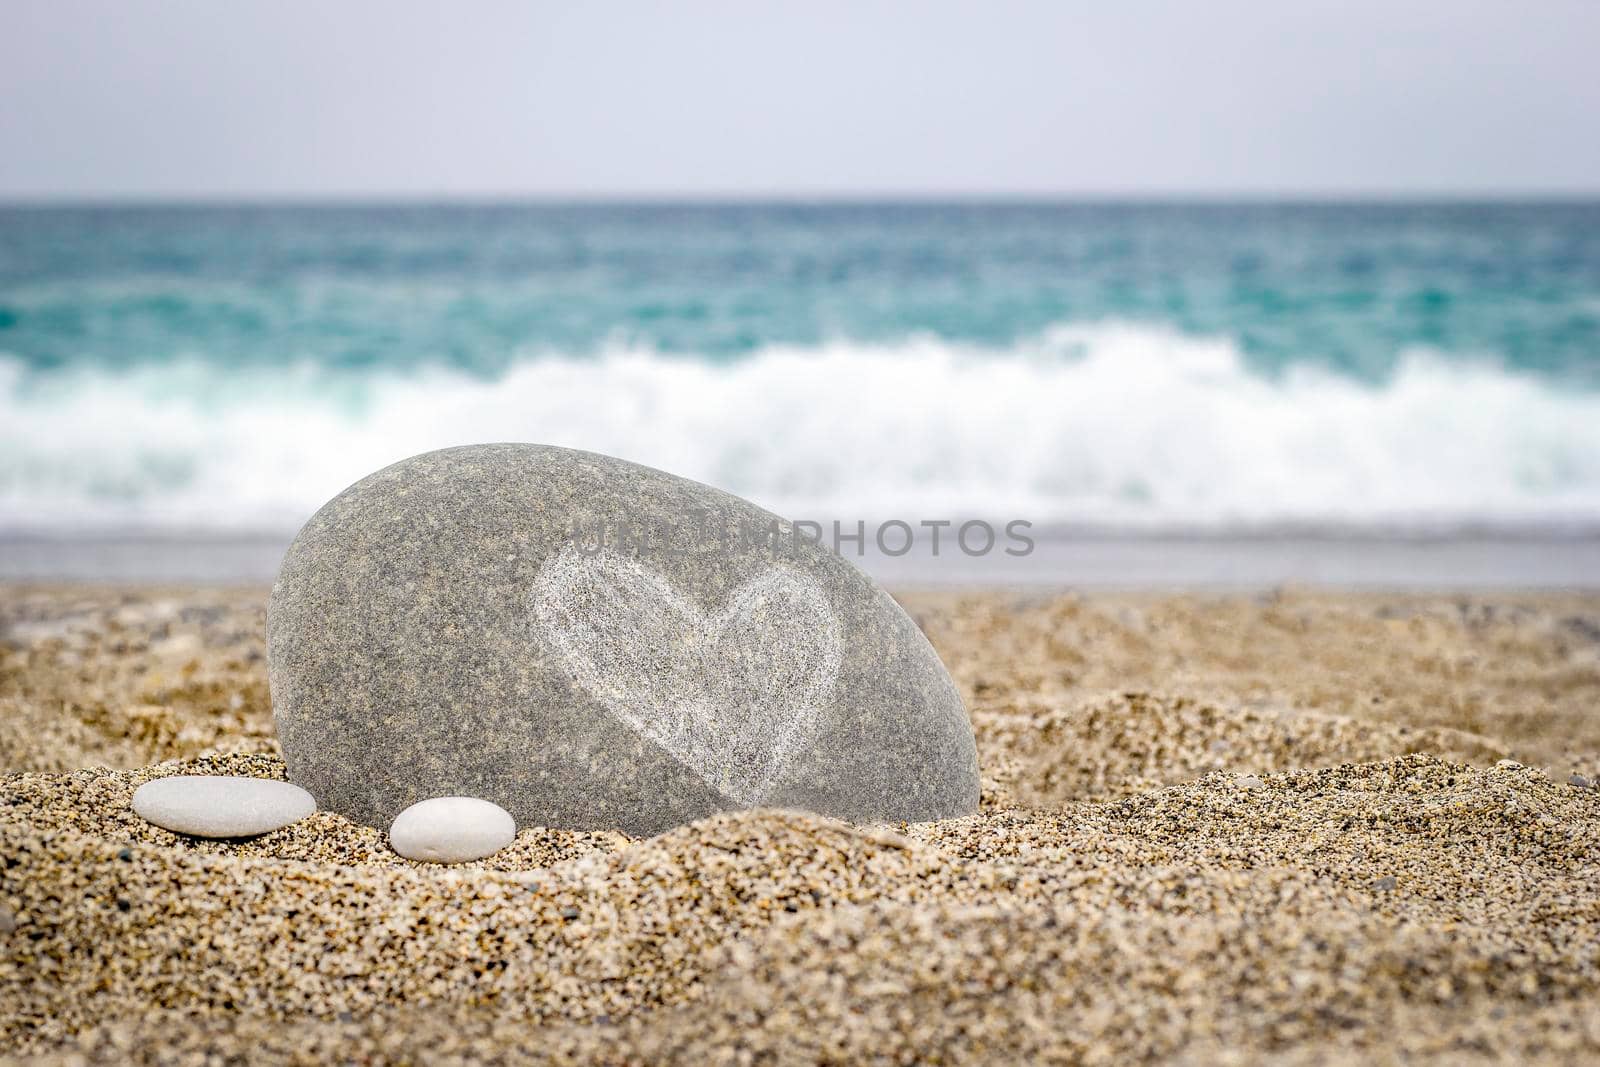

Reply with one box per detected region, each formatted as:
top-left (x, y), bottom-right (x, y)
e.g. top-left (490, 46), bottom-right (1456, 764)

top-left (131, 776), bottom-right (316, 838)
top-left (389, 797), bottom-right (516, 864)
top-left (1235, 773), bottom-right (1266, 790)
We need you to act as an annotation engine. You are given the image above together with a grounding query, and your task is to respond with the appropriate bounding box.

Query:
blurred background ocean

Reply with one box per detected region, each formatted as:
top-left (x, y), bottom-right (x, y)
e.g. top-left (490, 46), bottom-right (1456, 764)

top-left (4, 2), bottom-right (1600, 585)
top-left (4, 201), bottom-right (1599, 538)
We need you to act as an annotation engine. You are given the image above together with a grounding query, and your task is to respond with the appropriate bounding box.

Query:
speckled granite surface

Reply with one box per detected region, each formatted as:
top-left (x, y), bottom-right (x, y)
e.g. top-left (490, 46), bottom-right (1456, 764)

top-left (267, 444), bottom-right (979, 834)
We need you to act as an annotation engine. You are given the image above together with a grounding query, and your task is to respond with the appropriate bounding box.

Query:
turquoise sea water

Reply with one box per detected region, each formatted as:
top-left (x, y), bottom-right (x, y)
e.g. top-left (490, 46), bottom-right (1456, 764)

top-left (2, 202), bottom-right (1598, 532)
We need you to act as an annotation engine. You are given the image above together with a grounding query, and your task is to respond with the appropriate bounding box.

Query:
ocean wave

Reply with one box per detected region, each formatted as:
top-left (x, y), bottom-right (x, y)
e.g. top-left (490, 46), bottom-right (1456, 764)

top-left (2, 323), bottom-right (1598, 533)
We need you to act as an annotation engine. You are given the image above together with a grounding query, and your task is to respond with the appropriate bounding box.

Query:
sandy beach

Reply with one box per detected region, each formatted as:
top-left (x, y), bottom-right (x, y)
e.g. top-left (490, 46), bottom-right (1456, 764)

top-left (8, 3), bottom-right (1600, 1062)
top-left (3, 583), bottom-right (1599, 1064)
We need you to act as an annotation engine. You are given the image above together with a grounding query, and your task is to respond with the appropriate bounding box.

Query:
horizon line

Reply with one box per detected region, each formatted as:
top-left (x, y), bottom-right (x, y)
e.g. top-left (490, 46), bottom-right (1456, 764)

top-left (4, 189), bottom-right (1600, 208)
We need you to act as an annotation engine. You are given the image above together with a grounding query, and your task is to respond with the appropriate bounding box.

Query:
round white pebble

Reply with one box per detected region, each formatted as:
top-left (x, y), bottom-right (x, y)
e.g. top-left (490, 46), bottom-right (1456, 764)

top-left (389, 796), bottom-right (516, 863)
top-left (131, 776), bottom-right (317, 838)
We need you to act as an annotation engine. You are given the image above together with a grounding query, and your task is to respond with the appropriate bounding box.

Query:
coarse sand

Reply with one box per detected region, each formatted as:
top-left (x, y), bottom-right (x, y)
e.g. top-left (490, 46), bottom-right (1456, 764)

top-left (3, 585), bottom-right (1599, 1064)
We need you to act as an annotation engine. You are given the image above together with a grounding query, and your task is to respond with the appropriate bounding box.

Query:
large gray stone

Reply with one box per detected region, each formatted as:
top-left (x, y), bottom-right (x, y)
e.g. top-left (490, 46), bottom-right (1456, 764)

top-left (267, 443), bottom-right (978, 836)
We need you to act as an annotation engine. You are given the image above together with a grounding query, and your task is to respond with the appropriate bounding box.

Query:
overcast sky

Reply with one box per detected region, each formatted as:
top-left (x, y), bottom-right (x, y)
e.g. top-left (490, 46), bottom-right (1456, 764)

top-left (4, 0), bottom-right (1598, 199)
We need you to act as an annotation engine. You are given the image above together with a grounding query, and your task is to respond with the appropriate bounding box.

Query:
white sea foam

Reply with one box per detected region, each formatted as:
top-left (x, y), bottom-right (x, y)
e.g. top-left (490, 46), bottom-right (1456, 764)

top-left (2, 323), bottom-right (1598, 533)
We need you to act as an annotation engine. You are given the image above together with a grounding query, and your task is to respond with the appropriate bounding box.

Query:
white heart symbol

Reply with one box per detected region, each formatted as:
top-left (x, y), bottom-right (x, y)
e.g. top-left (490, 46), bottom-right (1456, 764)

top-left (532, 548), bottom-right (843, 805)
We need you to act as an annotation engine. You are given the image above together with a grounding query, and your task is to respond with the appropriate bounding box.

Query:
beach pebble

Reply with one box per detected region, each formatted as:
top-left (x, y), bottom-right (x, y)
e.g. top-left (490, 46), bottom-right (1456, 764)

top-left (131, 776), bottom-right (316, 838)
top-left (269, 443), bottom-right (979, 835)
top-left (389, 797), bottom-right (516, 863)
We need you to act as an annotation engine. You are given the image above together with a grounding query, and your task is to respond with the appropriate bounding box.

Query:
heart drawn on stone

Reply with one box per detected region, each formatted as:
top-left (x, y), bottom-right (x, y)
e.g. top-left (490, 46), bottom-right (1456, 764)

top-left (532, 548), bottom-right (844, 805)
